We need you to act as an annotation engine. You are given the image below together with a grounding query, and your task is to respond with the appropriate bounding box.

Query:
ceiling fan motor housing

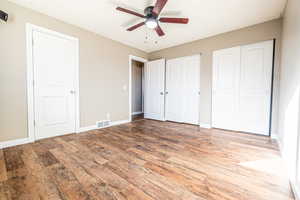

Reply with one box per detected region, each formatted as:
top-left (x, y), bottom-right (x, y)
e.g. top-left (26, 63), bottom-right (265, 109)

top-left (144, 6), bottom-right (157, 19)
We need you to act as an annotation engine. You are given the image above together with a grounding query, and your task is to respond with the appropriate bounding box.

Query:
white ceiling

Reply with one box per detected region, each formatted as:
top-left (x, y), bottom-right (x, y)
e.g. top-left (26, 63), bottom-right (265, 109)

top-left (8, 0), bottom-right (287, 52)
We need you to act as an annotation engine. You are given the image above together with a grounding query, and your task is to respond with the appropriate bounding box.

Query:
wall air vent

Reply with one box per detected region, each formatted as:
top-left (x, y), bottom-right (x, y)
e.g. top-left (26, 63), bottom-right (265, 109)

top-left (96, 120), bottom-right (111, 128)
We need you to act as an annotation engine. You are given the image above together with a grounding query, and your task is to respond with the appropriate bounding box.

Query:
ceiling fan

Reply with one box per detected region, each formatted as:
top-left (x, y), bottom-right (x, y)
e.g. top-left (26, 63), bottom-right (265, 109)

top-left (116, 0), bottom-right (189, 37)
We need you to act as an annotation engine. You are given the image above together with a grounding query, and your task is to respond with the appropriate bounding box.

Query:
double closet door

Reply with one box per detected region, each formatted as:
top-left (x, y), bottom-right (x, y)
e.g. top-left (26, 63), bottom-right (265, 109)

top-left (165, 55), bottom-right (200, 125)
top-left (212, 40), bottom-right (274, 135)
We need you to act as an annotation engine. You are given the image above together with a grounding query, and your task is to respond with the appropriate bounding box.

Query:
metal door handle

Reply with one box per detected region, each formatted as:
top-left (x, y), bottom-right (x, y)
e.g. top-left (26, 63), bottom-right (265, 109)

top-left (160, 92), bottom-right (164, 95)
top-left (70, 90), bottom-right (76, 94)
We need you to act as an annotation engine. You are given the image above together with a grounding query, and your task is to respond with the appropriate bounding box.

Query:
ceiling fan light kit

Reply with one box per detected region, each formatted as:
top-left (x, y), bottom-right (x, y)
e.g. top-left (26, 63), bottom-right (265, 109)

top-left (145, 18), bottom-right (158, 29)
top-left (116, 0), bottom-right (189, 37)
top-left (144, 6), bottom-right (157, 29)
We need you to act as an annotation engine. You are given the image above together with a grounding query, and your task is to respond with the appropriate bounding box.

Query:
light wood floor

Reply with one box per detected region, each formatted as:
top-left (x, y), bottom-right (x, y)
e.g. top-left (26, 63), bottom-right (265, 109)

top-left (132, 113), bottom-right (144, 121)
top-left (0, 119), bottom-right (295, 200)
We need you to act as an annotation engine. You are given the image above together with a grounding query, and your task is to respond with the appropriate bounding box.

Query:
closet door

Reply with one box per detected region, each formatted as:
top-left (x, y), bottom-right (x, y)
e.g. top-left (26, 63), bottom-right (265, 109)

top-left (238, 40), bottom-right (273, 135)
top-left (212, 47), bottom-right (241, 131)
top-left (144, 59), bottom-right (166, 121)
top-left (165, 58), bottom-right (185, 122)
top-left (183, 55), bottom-right (200, 125)
top-left (165, 55), bottom-right (200, 125)
top-left (212, 40), bottom-right (273, 135)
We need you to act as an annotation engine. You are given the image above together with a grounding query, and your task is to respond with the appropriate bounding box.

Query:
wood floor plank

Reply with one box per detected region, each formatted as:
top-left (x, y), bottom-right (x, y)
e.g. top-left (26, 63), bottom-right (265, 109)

top-left (50, 148), bottom-right (99, 188)
top-left (0, 119), bottom-right (294, 200)
top-left (0, 150), bottom-right (8, 182)
top-left (48, 164), bottom-right (93, 200)
top-left (144, 161), bottom-right (209, 199)
top-left (3, 147), bottom-right (24, 172)
top-left (0, 182), bottom-right (11, 200)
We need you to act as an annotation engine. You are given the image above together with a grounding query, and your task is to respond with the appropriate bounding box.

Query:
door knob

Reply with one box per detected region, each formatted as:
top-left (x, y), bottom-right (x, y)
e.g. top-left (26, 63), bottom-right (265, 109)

top-left (70, 90), bottom-right (76, 94)
top-left (160, 92), bottom-right (164, 95)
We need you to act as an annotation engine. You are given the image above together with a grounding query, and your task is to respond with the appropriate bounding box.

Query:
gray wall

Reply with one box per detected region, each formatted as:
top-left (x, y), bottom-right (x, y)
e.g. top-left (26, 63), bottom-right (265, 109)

top-left (149, 19), bottom-right (282, 135)
top-left (278, 0), bottom-right (300, 180)
top-left (131, 61), bottom-right (143, 113)
top-left (0, 0), bottom-right (147, 142)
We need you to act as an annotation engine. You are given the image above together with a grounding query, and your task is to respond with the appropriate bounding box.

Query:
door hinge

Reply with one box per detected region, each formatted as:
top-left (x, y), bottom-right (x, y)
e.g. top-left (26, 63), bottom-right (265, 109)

top-left (32, 80), bottom-right (35, 87)
top-left (32, 39), bottom-right (34, 46)
top-left (33, 120), bottom-right (36, 126)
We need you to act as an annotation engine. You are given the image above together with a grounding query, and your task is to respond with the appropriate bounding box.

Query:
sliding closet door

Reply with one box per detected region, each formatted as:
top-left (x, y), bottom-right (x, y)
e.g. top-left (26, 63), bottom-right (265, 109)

top-left (238, 40), bottom-right (273, 135)
top-left (144, 59), bottom-right (166, 121)
top-left (212, 47), bottom-right (241, 131)
top-left (165, 55), bottom-right (200, 125)
top-left (183, 55), bottom-right (200, 125)
top-left (165, 58), bottom-right (185, 122)
top-left (212, 40), bottom-right (273, 135)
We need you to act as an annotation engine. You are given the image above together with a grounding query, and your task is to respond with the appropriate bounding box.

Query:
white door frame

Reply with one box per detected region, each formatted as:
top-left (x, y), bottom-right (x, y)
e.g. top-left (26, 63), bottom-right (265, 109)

top-left (26, 23), bottom-right (80, 142)
top-left (129, 55), bottom-right (148, 122)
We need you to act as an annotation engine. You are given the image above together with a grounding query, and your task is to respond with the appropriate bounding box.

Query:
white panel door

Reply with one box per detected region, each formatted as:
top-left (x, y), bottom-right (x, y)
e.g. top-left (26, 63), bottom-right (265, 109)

top-left (165, 55), bottom-right (200, 125)
top-left (212, 40), bottom-right (273, 135)
top-left (183, 55), bottom-right (200, 125)
top-left (238, 40), bottom-right (273, 135)
top-left (33, 30), bottom-right (77, 140)
top-left (212, 47), bottom-right (241, 131)
top-left (144, 59), bottom-right (165, 121)
top-left (165, 58), bottom-right (185, 123)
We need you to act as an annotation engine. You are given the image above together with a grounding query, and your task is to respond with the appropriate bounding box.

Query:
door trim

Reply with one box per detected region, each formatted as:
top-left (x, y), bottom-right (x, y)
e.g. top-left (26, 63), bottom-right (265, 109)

top-left (26, 23), bottom-right (80, 142)
top-left (129, 55), bottom-right (148, 122)
top-left (268, 39), bottom-right (276, 137)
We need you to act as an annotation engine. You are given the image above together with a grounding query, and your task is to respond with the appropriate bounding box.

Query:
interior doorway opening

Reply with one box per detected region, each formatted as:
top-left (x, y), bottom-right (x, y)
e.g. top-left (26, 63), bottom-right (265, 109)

top-left (131, 60), bottom-right (144, 121)
top-left (130, 56), bottom-right (147, 122)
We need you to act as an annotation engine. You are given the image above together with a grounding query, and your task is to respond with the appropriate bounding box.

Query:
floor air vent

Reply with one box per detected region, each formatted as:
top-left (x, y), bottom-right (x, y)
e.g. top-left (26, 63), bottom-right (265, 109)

top-left (96, 120), bottom-right (111, 128)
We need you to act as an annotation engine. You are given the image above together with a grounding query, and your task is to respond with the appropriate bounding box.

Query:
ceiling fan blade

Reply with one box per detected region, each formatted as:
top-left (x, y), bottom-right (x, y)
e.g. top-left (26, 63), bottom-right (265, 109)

top-left (116, 7), bottom-right (145, 18)
top-left (155, 25), bottom-right (165, 37)
top-left (153, 0), bottom-right (168, 16)
top-left (159, 17), bottom-right (189, 24)
top-left (127, 22), bottom-right (145, 31)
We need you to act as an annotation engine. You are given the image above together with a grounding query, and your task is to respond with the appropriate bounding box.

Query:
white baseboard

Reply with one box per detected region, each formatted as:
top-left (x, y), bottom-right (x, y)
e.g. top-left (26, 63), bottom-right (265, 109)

top-left (110, 119), bottom-right (130, 126)
top-left (271, 133), bottom-right (278, 140)
top-left (199, 123), bottom-right (212, 129)
top-left (78, 125), bottom-right (97, 133)
top-left (132, 111), bottom-right (143, 115)
top-left (0, 120), bottom-right (131, 149)
top-left (78, 119), bottom-right (130, 133)
top-left (274, 135), bottom-right (283, 156)
top-left (291, 181), bottom-right (300, 200)
top-left (273, 136), bottom-right (299, 200)
top-left (0, 137), bottom-right (34, 149)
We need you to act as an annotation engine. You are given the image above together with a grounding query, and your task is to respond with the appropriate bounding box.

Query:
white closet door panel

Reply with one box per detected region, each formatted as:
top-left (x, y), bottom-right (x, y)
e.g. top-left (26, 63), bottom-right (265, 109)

top-left (166, 55), bottom-right (200, 125)
top-left (166, 58), bottom-right (185, 122)
top-left (183, 55), bottom-right (200, 125)
top-left (33, 30), bottom-right (77, 140)
top-left (144, 59), bottom-right (165, 121)
top-left (212, 47), bottom-right (241, 131)
top-left (239, 40), bottom-right (273, 135)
